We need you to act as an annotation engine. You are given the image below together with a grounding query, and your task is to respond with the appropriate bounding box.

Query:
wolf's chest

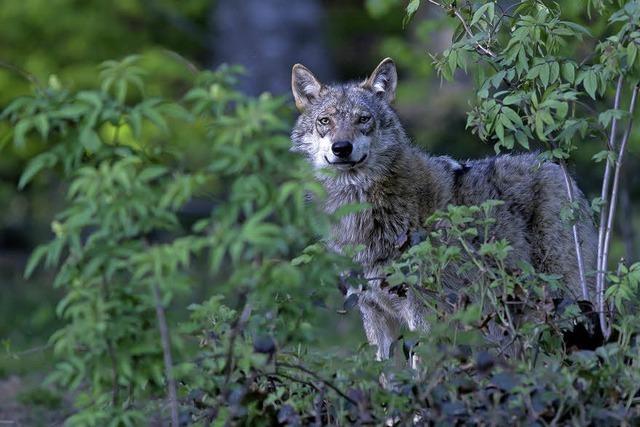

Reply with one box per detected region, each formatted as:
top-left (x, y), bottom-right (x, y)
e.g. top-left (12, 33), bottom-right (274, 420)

top-left (332, 203), bottom-right (414, 268)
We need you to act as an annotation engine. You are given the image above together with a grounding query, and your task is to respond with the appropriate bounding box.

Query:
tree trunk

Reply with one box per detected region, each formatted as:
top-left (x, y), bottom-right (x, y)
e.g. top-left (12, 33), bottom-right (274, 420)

top-left (209, 0), bottom-right (333, 96)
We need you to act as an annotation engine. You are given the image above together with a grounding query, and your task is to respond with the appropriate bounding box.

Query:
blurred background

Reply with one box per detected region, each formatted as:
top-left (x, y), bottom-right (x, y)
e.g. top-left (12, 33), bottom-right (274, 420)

top-left (0, 0), bottom-right (638, 413)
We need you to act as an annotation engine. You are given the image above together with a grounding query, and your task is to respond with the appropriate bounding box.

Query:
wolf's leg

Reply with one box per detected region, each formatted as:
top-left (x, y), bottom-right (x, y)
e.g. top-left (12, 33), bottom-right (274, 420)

top-left (401, 290), bottom-right (430, 332)
top-left (400, 290), bottom-right (429, 369)
top-left (358, 292), bottom-right (400, 360)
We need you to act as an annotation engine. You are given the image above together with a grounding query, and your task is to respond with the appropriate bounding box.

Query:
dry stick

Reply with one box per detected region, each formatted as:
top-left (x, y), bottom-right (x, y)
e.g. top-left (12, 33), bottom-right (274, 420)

top-left (596, 76), bottom-right (625, 330)
top-left (558, 160), bottom-right (590, 301)
top-left (599, 84), bottom-right (639, 338)
top-left (152, 281), bottom-right (179, 426)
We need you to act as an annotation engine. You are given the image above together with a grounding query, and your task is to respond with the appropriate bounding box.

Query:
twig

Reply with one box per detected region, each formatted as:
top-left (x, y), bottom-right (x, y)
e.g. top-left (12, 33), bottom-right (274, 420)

top-left (0, 60), bottom-right (42, 89)
top-left (0, 343), bottom-right (51, 359)
top-left (162, 49), bottom-right (200, 75)
top-left (426, 0), bottom-right (497, 58)
top-left (596, 76), bottom-right (624, 308)
top-left (557, 160), bottom-right (589, 301)
top-left (152, 281), bottom-right (179, 426)
top-left (595, 76), bottom-right (625, 339)
top-left (496, 333), bottom-right (519, 358)
top-left (550, 398), bottom-right (566, 427)
top-left (269, 371), bottom-right (320, 393)
top-left (223, 296), bottom-right (252, 386)
top-left (278, 362), bottom-right (358, 406)
top-left (599, 83), bottom-right (639, 339)
top-left (101, 272), bottom-right (120, 406)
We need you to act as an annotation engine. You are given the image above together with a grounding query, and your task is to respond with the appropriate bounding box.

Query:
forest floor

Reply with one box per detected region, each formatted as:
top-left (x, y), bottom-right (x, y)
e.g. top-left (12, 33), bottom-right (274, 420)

top-left (0, 373), bottom-right (71, 426)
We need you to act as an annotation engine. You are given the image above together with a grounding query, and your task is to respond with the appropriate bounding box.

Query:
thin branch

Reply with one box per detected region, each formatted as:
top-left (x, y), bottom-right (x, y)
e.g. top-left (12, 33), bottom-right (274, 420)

top-left (268, 371), bottom-right (320, 393)
top-left (162, 49), bottom-right (200, 75)
top-left (152, 281), bottom-right (179, 426)
top-left (558, 160), bottom-right (590, 301)
top-left (496, 333), bottom-right (519, 358)
top-left (0, 60), bottom-right (42, 89)
top-left (278, 362), bottom-right (358, 406)
top-left (426, 0), bottom-right (497, 58)
top-left (599, 84), bottom-right (639, 339)
top-left (0, 343), bottom-right (51, 359)
top-left (595, 75), bottom-right (624, 337)
top-left (223, 296), bottom-right (252, 386)
top-left (101, 272), bottom-right (120, 406)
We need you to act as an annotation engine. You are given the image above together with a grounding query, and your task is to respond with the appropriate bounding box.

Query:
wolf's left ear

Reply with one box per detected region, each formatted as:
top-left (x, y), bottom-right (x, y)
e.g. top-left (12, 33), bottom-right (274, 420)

top-left (363, 58), bottom-right (397, 103)
top-left (292, 64), bottom-right (322, 112)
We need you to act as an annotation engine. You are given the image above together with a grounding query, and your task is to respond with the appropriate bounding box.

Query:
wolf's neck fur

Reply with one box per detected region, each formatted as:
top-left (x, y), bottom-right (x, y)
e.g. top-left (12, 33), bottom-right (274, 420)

top-left (322, 143), bottom-right (456, 268)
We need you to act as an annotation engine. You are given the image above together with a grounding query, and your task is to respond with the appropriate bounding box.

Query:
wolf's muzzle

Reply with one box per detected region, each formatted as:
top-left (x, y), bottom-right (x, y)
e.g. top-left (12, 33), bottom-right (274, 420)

top-left (331, 140), bottom-right (353, 158)
top-left (324, 154), bottom-right (368, 167)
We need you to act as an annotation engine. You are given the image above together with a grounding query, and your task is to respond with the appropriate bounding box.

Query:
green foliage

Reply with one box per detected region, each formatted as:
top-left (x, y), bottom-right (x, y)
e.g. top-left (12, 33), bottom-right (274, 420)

top-left (1, 55), bottom-right (349, 424)
top-left (426, 1), bottom-right (640, 160)
top-left (3, 1), bottom-right (640, 425)
top-left (17, 386), bottom-right (63, 410)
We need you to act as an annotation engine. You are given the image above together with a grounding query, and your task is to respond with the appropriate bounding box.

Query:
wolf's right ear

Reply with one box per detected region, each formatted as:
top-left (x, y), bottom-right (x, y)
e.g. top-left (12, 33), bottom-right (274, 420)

top-left (292, 64), bottom-right (322, 112)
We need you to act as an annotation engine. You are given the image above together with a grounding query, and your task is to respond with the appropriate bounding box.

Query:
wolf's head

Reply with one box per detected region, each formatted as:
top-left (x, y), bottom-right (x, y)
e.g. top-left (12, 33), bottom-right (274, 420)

top-left (290, 58), bottom-right (407, 186)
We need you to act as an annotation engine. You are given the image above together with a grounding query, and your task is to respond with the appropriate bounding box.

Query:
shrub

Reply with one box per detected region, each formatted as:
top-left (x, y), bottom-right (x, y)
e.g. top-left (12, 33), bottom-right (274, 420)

top-left (2, 1), bottom-right (640, 425)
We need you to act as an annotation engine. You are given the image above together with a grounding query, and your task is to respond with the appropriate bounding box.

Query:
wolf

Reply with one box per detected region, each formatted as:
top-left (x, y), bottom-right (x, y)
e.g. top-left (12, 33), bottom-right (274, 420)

top-left (290, 58), bottom-right (598, 360)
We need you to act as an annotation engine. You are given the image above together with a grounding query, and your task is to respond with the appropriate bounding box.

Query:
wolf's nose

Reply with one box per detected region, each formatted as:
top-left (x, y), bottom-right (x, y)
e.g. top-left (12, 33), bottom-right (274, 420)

top-left (331, 141), bottom-right (353, 158)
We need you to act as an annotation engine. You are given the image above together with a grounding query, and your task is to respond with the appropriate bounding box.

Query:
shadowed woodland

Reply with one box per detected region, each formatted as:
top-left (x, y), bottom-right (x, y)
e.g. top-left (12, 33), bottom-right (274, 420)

top-left (1, 0), bottom-right (640, 425)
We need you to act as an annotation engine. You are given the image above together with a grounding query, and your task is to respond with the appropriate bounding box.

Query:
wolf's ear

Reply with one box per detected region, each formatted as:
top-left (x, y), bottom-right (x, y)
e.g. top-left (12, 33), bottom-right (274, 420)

top-left (291, 64), bottom-right (322, 112)
top-left (363, 58), bottom-right (397, 103)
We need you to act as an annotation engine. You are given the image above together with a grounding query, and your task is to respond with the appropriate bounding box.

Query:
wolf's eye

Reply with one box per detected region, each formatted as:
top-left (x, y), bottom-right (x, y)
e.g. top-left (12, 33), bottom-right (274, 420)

top-left (358, 115), bottom-right (371, 124)
top-left (318, 117), bottom-right (330, 125)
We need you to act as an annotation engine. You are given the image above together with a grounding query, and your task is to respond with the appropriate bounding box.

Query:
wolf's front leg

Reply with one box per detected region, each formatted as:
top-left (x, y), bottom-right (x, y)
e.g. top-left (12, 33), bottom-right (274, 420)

top-left (358, 292), bottom-right (400, 360)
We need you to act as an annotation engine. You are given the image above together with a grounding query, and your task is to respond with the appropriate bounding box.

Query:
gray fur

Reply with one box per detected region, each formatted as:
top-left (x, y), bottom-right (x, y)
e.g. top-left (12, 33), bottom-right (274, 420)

top-left (291, 58), bottom-right (597, 360)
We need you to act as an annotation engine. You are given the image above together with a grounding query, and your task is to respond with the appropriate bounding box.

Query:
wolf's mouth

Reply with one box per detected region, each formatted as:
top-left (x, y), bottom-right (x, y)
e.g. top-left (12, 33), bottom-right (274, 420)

top-left (324, 154), bottom-right (368, 167)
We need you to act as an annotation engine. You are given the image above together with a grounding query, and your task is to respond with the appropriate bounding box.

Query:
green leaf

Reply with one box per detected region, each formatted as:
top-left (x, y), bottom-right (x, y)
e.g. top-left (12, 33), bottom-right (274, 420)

top-left (33, 114), bottom-right (49, 139)
top-left (49, 104), bottom-right (89, 120)
top-left (515, 131), bottom-right (529, 149)
top-left (79, 127), bottom-right (102, 152)
top-left (405, 0), bottom-right (420, 24)
top-left (550, 62), bottom-right (560, 84)
top-left (406, 0), bottom-right (419, 15)
top-left (138, 165), bottom-right (168, 182)
top-left (627, 43), bottom-right (638, 68)
top-left (24, 244), bottom-right (49, 278)
top-left (471, 2), bottom-right (494, 26)
top-left (502, 94), bottom-right (521, 105)
top-left (448, 50), bottom-right (458, 75)
top-left (539, 63), bottom-right (550, 87)
top-left (18, 152), bottom-right (57, 189)
top-left (584, 71), bottom-right (597, 99)
top-left (535, 114), bottom-right (546, 141)
top-left (501, 107), bottom-right (523, 127)
top-left (387, 271), bottom-right (405, 286)
top-left (495, 121), bottom-right (504, 141)
top-left (562, 62), bottom-right (575, 83)
top-left (291, 254), bottom-right (312, 266)
top-left (13, 119), bottom-right (32, 147)
top-left (591, 197), bottom-right (604, 213)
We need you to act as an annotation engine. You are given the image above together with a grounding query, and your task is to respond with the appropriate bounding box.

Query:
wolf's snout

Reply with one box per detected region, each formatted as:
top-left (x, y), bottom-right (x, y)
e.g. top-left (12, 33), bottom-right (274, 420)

top-left (331, 141), bottom-right (353, 158)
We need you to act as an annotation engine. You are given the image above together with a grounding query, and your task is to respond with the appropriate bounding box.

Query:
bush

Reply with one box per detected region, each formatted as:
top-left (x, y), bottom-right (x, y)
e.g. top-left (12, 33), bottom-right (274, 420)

top-left (2, 1), bottom-right (640, 425)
